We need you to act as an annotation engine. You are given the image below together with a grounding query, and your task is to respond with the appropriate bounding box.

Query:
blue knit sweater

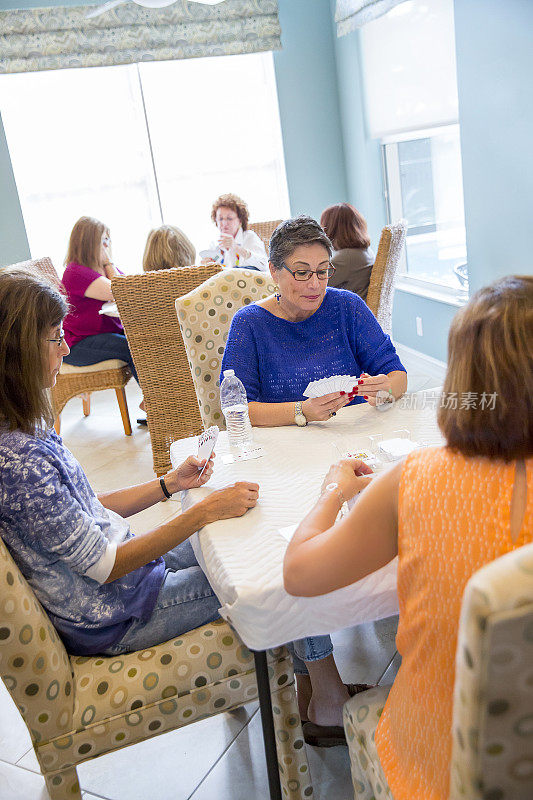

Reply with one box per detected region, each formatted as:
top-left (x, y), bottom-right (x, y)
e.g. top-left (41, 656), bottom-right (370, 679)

top-left (221, 288), bottom-right (405, 404)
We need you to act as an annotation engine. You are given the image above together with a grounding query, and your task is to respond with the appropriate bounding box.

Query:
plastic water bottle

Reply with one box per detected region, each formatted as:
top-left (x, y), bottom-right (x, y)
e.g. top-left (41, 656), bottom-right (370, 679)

top-left (220, 369), bottom-right (253, 452)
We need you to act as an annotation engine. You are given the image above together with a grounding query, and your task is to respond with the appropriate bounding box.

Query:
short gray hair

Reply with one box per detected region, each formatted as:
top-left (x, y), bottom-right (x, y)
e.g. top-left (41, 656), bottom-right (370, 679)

top-left (269, 215), bottom-right (332, 270)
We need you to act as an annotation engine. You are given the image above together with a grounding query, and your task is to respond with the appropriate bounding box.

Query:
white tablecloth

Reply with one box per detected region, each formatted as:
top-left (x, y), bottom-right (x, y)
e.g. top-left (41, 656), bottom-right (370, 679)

top-left (170, 394), bottom-right (443, 651)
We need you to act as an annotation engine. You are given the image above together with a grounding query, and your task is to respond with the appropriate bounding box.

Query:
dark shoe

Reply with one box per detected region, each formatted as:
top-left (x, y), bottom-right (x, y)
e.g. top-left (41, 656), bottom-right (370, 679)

top-left (302, 683), bottom-right (373, 747)
top-left (136, 417), bottom-right (148, 427)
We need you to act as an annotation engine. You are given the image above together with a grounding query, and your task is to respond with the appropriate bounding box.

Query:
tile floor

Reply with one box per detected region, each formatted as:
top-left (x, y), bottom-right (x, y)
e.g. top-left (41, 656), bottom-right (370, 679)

top-left (0, 347), bottom-right (445, 800)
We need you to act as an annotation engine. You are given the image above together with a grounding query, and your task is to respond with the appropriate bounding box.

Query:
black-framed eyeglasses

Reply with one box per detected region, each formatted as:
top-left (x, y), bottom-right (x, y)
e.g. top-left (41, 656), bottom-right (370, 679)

top-left (281, 263), bottom-right (336, 281)
top-left (47, 331), bottom-right (66, 347)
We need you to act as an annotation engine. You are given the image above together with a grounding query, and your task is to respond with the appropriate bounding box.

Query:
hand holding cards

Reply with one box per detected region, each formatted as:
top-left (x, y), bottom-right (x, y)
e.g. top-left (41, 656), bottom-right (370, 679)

top-left (197, 426), bottom-right (219, 477)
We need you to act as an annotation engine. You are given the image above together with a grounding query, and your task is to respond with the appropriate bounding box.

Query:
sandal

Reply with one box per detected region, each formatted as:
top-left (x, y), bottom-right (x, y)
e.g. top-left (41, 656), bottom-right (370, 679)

top-left (302, 683), bottom-right (373, 748)
top-left (136, 417), bottom-right (148, 427)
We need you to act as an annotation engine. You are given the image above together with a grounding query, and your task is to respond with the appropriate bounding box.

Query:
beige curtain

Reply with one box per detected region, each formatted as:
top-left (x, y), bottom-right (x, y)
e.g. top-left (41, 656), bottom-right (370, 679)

top-left (0, 0), bottom-right (281, 74)
top-left (335, 0), bottom-right (408, 36)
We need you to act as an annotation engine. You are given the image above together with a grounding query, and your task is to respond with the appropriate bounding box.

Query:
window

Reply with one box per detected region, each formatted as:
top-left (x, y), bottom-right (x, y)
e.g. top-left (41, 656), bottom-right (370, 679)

top-left (383, 126), bottom-right (467, 292)
top-left (0, 52), bottom-right (289, 274)
top-left (360, 0), bottom-right (468, 297)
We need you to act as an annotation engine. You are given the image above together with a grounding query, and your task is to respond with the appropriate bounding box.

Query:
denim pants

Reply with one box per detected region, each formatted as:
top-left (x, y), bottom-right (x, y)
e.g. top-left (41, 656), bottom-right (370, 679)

top-left (101, 539), bottom-right (334, 670)
top-left (64, 332), bottom-right (139, 383)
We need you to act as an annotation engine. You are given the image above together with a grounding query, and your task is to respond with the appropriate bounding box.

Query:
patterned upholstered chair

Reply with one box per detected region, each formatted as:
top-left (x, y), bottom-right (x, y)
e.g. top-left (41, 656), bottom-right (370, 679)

top-left (344, 543), bottom-right (533, 800)
top-left (175, 269), bottom-right (277, 429)
top-left (365, 220), bottom-right (407, 337)
top-left (0, 534), bottom-right (311, 800)
top-left (249, 219), bottom-right (282, 251)
top-left (111, 264), bottom-right (222, 476)
top-left (8, 256), bottom-right (132, 436)
top-left (450, 542), bottom-right (533, 800)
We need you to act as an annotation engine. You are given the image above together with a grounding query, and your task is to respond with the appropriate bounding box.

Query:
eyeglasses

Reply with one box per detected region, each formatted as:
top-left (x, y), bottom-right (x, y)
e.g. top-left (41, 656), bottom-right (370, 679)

top-left (47, 331), bottom-right (66, 347)
top-left (281, 263), bottom-right (336, 281)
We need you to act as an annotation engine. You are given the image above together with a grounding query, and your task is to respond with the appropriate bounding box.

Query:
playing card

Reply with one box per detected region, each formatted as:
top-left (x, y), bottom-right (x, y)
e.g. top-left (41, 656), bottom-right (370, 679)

top-left (303, 374), bottom-right (359, 398)
top-left (197, 426), bottom-right (219, 475)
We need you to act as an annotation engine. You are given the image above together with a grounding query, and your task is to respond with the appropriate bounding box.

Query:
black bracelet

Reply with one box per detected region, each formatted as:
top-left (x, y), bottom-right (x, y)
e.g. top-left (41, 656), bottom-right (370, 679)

top-left (159, 476), bottom-right (172, 499)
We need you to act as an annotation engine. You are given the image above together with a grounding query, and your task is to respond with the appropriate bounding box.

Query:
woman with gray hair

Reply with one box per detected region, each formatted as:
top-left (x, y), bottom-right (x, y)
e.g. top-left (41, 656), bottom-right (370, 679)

top-left (221, 215), bottom-right (407, 427)
top-left (220, 216), bottom-right (406, 745)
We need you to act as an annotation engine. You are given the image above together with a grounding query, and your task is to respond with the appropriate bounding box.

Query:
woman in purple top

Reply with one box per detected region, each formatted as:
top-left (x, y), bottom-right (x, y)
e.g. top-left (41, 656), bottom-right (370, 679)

top-left (62, 216), bottom-right (144, 413)
top-left (0, 268), bottom-right (259, 656)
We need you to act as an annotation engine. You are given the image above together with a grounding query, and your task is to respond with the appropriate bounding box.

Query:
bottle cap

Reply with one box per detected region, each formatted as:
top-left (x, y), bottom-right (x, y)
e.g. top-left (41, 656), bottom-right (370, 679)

top-left (223, 369), bottom-right (235, 377)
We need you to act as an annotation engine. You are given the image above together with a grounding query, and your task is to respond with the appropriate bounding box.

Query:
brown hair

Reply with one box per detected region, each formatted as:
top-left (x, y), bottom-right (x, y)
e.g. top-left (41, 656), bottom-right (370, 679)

top-left (65, 216), bottom-right (109, 274)
top-left (0, 268), bottom-right (68, 434)
top-left (438, 275), bottom-right (533, 460)
top-left (210, 193), bottom-right (249, 231)
top-left (320, 203), bottom-right (371, 250)
top-left (142, 225), bottom-right (196, 272)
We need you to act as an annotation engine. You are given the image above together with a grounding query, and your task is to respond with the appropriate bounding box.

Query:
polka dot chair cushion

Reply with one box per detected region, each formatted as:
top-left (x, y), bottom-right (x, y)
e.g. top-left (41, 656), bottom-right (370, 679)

top-left (0, 536), bottom-right (311, 800)
top-left (175, 269), bottom-right (277, 430)
top-left (344, 685), bottom-right (394, 799)
top-left (450, 542), bottom-right (533, 800)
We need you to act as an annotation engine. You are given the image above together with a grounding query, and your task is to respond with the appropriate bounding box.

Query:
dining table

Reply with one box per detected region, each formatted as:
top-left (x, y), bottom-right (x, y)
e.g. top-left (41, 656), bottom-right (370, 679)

top-left (170, 391), bottom-right (443, 799)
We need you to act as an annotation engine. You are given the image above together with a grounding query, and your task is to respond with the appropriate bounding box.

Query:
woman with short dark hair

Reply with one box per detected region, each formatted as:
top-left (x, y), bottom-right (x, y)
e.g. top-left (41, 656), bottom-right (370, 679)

top-left (320, 203), bottom-right (374, 300)
top-left (284, 274), bottom-right (533, 798)
top-left (222, 215), bottom-right (407, 428)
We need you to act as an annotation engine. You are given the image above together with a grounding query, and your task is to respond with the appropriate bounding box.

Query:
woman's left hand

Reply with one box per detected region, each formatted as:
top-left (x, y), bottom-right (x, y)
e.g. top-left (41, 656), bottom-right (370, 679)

top-left (321, 457), bottom-right (374, 501)
top-left (358, 373), bottom-right (392, 406)
top-left (165, 454), bottom-right (215, 493)
top-left (218, 233), bottom-right (234, 250)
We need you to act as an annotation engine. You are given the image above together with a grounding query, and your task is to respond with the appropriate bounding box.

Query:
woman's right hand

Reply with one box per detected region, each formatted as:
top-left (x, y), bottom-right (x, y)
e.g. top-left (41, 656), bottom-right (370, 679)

top-left (302, 392), bottom-right (351, 422)
top-left (201, 481), bottom-right (259, 524)
top-left (321, 458), bottom-right (373, 500)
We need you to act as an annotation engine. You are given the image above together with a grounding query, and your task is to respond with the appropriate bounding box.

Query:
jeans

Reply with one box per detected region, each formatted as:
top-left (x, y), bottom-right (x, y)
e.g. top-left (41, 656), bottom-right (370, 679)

top-left (101, 540), bottom-right (220, 654)
top-left (101, 539), bottom-right (334, 669)
top-left (64, 332), bottom-right (139, 383)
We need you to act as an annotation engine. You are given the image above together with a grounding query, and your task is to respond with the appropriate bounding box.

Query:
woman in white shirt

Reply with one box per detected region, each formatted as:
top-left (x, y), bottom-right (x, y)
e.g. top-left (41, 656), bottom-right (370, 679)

top-left (201, 193), bottom-right (269, 272)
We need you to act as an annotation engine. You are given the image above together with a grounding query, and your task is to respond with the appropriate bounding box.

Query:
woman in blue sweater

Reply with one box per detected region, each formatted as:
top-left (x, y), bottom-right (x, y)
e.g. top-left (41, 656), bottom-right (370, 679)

top-left (221, 215), bottom-right (407, 427)
top-left (221, 216), bottom-right (406, 745)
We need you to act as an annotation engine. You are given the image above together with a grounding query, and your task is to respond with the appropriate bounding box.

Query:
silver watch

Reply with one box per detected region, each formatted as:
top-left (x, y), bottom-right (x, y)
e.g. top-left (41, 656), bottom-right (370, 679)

top-left (294, 400), bottom-right (307, 427)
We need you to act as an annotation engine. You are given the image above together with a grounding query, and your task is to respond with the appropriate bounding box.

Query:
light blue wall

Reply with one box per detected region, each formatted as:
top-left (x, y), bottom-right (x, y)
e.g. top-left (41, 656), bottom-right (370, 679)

top-left (0, 112), bottom-right (30, 267)
top-left (328, 12), bottom-right (386, 248)
top-left (454, 0), bottom-right (533, 292)
top-left (274, 0), bottom-right (347, 219)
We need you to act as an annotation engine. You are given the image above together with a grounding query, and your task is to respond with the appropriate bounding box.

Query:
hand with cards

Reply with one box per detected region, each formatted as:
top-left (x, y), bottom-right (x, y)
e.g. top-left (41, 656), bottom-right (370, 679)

top-left (300, 374), bottom-right (359, 421)
top-left (160, 426), bottom-right (219, 493)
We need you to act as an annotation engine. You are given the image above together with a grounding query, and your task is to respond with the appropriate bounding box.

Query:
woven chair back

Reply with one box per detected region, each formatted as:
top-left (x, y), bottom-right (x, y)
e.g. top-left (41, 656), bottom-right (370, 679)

top-left (366, 220), bottom-right (407, 336)
top-left (112, 265), bottom-right (221, 474)
top-left (249, 219), bottom-right (283, 253)
top-left (176, 269), bottom-right (277, 429)
top-left (9, 255), bottom-right (63, 289)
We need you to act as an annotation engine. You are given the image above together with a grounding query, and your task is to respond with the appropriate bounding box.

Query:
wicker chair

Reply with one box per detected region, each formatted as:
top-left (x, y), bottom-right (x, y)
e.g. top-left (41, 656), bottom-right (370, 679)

top-left (175, 269), bottom-right (277, 430)
top-left (0, 533), bottom-right (311, 800)
top-left (365, 220), bottom-right (407, 336)
top-left (111, 264), bottom-right (222, 476)
top-left (249, 219), bottom-right (282, 252)
top-left (9, 256), bottom-right (133, 436)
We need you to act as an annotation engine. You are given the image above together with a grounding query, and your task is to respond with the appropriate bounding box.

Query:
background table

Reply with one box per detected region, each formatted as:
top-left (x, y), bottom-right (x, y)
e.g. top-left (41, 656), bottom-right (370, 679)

top-left (170, 393), bottom-right (444, 651)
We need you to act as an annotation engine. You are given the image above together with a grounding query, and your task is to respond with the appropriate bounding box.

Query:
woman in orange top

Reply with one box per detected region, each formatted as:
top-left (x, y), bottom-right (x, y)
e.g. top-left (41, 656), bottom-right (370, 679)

top-left (283, 275), bottom-right (533, 800)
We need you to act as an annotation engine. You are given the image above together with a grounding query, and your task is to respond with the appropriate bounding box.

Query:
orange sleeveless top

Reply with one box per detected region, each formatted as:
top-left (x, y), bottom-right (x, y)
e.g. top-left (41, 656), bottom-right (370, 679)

top-left (375, 447), bottom-right (533, 800)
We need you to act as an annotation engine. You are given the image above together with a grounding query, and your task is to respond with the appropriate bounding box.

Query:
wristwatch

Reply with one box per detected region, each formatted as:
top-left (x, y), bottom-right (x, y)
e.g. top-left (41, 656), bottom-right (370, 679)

top-left (294, 401), bottom-right (307, 427)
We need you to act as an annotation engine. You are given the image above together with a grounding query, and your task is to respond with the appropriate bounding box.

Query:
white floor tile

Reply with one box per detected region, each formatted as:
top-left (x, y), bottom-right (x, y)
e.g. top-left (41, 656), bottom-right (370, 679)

top-left (62, 705), bottom-right (253, 800)
top-left (0, 682), bottom-right (34, 764)
top-left (190, 707), bottom-right (354, 800)
top-left (0, 760), bottom-right (50, 800)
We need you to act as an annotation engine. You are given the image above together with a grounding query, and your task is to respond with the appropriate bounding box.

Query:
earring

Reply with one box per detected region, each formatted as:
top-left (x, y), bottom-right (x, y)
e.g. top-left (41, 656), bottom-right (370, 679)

top-left (274, 285), bottom-right (281, 303)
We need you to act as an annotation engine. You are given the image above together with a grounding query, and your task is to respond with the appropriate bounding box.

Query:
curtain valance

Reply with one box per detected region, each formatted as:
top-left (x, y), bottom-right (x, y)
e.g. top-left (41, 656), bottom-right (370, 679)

top-left (0, 0), bottom-right (281, 73)
top-left (335, 0), bottom-right (408, 36)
